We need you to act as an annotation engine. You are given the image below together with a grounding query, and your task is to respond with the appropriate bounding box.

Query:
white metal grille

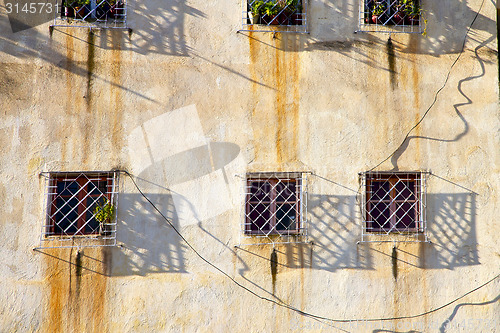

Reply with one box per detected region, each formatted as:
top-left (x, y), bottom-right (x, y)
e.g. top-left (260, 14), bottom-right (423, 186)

top-left (240, 0), bottom-right (308, 33)
top-left (52, 0), bottom-right (127, 29)
top-left (359, 171), bottom-right (428, 243)
top-left (240, 172), bottom-right (309, 245)
top-left (38, 171), bottom-right (119, 249)
top-left (358, 0), bottom-right (423, 33)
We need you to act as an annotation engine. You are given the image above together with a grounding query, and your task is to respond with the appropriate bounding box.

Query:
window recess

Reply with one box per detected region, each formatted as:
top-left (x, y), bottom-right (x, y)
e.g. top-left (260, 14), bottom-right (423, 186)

top-left (240, 0), bottom-right (308, 34)
top-left (359, 171), bottom-right (429, 243)
top-left (240, 172), bottom-right (309, 246)
top-left (37, 171), bottom-right (119, 249)
top-left (52, 0), bottom-right (127, 29)
top-left (358, 0), bottom-right (423, 34)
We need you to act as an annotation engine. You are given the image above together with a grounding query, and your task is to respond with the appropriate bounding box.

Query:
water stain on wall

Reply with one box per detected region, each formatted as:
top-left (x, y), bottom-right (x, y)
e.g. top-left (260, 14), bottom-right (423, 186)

top-left (44, 247), bottom-right (110, 333)
top-left (248, 32), bottom-right (301, 166)
top-left (110, 31), bottom-right (124, 160)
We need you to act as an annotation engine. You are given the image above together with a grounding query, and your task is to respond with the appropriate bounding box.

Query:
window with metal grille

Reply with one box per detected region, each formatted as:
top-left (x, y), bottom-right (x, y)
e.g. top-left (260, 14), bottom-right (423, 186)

top-left (361, 172), bottom-right (427, 237)
top-left (358, 0), bottom-right (422, 33)
top-left (241, 0), bottom-right (308, 33)
top-left (39, 171), bottom-right (119, 248)
top-left (53, 0), bottom-right (127, 29)
top-left (244, 172), bottom-right (308, 240)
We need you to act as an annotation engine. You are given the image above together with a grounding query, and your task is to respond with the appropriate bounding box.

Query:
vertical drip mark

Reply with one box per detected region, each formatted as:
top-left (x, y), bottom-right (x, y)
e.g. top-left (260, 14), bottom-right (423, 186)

top-left (387, 36), bottom-right (396, 90)
top-left (270, 248), bottom-right (278, 294)
top-left (392, 246), bottom-right (398, 280)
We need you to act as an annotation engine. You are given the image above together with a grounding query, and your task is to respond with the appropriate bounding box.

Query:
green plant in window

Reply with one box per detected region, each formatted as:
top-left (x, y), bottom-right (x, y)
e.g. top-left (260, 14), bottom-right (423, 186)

top-left (94, 199), bottom-right (115, 224)
top-left (372, 3), bottom-right (385, 16)
top-left (262, 0), bottom-right (280, 16)
top-left (251, 0), bottom-right (265, 16)
top-left (402, 0), bottom-right (420, 17)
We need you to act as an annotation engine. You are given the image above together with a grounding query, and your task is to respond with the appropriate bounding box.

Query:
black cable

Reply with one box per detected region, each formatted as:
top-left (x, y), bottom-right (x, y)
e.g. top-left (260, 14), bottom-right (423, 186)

top-left (122, 170), bottom-right (499, 323)
top-left (369, 0), bottom-right (486, 172)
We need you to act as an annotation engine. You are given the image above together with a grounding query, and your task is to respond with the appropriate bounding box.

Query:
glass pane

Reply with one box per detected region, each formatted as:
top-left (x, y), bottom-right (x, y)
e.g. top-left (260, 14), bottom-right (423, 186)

top-left (369, 201), bottom-right (390, 230)
top-left (249, 181), bottom-right (271, 202)
top-left (88, 180), bottom-right (108, 195)
top-left (58, 180), bottom-right (79, 196)
top-left (275, 203), bottom-right (297, 231)
top-left (248, 203), bottom-right (271, 232)
top-left (276, 181), bottom-right (297, 202)
top-left (54, 197), bottom-right (78, 234)
top-left (395, 202), bottom-right (416, 230)
top-left (394, 180), bottom-right (415, 201)
top-left (370, 181), bottom-right (390, 201)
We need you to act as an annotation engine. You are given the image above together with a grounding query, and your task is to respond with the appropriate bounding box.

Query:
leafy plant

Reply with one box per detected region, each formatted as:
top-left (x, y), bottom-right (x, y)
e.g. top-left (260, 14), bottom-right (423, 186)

top-left (263, 1), bottom-right (280, 16)
top-left (401, 0), bottom-right (420, 17)
top-left (372, 3), bottom-right (385, 16)
top-left (251, 0), bottom-right (265, 16)
top-left (94, 199), bottom-right (115, 224)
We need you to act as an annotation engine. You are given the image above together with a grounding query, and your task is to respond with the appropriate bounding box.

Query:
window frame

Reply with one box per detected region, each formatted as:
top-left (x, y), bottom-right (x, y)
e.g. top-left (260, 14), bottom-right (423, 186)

top-left (244, 175), bottom-right (303, 236)
top-left (358, 0), bottom-right (423, 33)
top-left (53, 0), bottom-right (128, 29)
top-left (362, 172), bottom-right (425, 234)
top-left (43, 171), bottom-right (118, 240)
top-left (241, 0), bottom-right (308, 33)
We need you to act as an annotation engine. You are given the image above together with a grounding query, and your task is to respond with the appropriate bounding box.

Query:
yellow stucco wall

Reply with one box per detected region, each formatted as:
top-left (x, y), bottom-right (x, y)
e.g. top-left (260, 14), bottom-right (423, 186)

top-left (0, 0), bottom-right (499, 331)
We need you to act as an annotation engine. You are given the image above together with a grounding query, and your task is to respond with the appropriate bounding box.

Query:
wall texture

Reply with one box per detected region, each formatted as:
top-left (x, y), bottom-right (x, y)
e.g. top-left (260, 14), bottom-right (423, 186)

top-left (0, 0), bottom-right (499, 332)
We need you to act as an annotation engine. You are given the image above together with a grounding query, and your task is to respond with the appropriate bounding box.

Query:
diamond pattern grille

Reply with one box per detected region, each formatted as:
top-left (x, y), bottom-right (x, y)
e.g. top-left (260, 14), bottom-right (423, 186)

top-left (360, 172), bottom-right (427, 242)
top-left (54, 0), bottom-right (126, 28)
top-left (39, 171), bottom-right (119, 249)
top-left (358, 0), bottom-right (422, 33)
top-left (242, 172), bottom-right (308, 245)
top-left (241, 0), bottom-right (307, 33)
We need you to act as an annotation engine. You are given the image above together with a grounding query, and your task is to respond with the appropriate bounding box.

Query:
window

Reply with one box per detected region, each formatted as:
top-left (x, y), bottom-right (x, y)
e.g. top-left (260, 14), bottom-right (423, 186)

top-left (242, 0), bottom-right (308, 33)
top-left (361, 172), bottom-right (426, 235)
top-left (55, 0), bottom-right (127, 28)
top-left (41, 172), bottom-right (118, 245)
top-left (359, 0), bottom-right (422, 33)
top-left (244, 172), bottom-right (307, 237)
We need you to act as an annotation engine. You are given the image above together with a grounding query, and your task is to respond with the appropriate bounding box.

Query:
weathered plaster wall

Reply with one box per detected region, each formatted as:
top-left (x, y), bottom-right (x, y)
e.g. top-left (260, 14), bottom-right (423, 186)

top-left (0, 0), bottom-right (499, 332)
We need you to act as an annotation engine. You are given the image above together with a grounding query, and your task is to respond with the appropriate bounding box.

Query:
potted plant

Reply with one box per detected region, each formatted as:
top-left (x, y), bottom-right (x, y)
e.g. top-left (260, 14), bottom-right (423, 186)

top-left (62, 0), bottom-right (75, 18)
top-left (249, 0), bottom-right (264, 24)
top-left (94, 199), bottom-right (116, 236)
top-left (261, 0), bottom-right (281, 25)
top-left (372, 3), bottom-right (385, 24)
top-left (402, 0), bottom-right (420, 25)
top-left (74, 0), bottom-right (90, 19)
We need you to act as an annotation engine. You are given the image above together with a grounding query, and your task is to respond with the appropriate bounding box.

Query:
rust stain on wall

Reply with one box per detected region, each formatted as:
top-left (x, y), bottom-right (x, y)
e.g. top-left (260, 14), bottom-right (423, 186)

top-left (44, 247), bottom-right (109, 333)
top-left (248, 32), bottom-right (300, 166)
top-left (275, 35), bottom-right (300, 165)
top-left (110, 31), bottom-right (124, 158)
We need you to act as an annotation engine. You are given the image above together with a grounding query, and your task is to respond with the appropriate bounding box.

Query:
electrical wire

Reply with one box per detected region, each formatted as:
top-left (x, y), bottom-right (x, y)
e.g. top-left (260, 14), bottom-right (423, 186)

top-left (368, 0), bottom-right (486, 172)
top-left (122, 170), bottom-right (499, 323)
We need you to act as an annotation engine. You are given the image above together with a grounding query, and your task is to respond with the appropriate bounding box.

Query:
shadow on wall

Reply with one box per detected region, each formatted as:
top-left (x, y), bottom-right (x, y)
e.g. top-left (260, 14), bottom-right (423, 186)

top-left (0, 0), bottom-right (204, 107)
top-left (306, 0), bottom-right (495, 56)
top-left (125, 0), bottom-right (205, 56)
top-left (308, 193), bottom-right (374, 272)
top-left (389, 33), bottom-right (495, 171)
top-left (232, 174), bottom-right (479, 272)
top-left (421, 192), bottom-right (479, 269)
top-left (112, 189), bottom-right (188, 276)
top-left (438, 293), bottom-right (500, 333)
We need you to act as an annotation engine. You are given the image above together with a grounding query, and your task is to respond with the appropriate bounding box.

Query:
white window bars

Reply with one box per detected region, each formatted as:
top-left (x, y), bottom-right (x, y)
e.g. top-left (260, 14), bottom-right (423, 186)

top-left (38, 171), bottom-right (119, 249)
top-left (240, 172), bottom-right (309, 246)
top-left (358, 0), bottom-right (423, 33)
top-left (241, 0), bottom-right (308, 33)
top-left (359, 171), bottom-right (428, 243)
top-left (52, 0), bottom-right (127, 29)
